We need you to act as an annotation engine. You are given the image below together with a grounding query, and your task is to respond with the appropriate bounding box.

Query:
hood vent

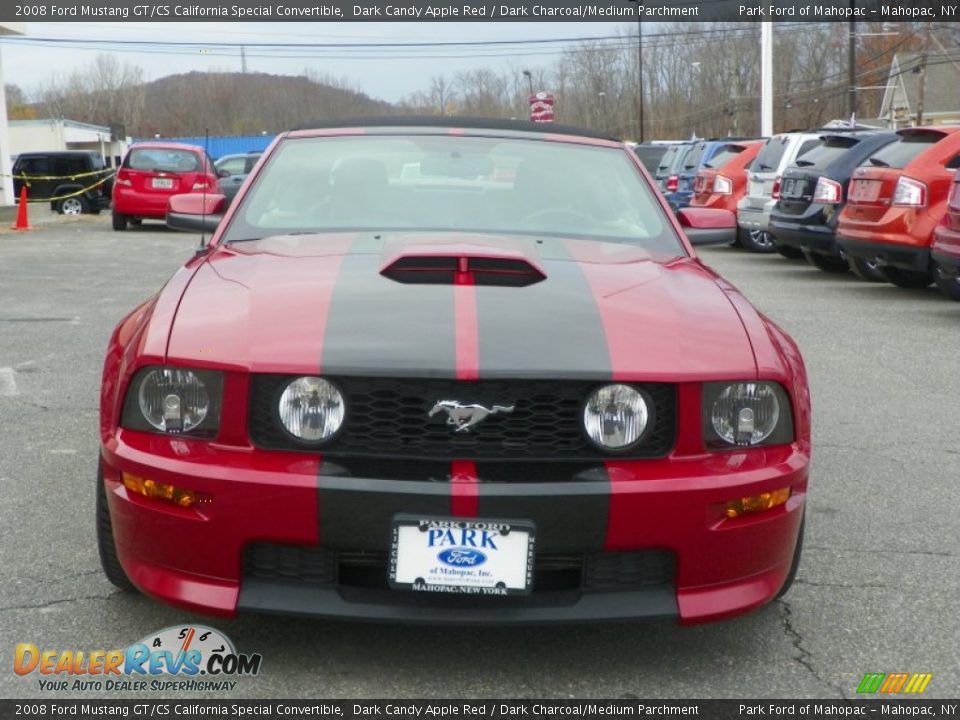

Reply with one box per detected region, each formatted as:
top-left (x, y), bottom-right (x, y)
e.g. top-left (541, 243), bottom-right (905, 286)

top-left (381, 254), bottom-right (546, 287)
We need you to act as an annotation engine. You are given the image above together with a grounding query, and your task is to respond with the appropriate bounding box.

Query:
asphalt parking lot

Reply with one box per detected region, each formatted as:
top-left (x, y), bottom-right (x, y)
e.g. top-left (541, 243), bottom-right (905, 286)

top-left (1, 216), bottom-right (958, 700)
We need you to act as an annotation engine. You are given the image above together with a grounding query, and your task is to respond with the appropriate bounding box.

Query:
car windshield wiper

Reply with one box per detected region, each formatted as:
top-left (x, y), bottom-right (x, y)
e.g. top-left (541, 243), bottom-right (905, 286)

top-left (794, 160), bottom-right (815, 167)
top-left (868, 157), bottom-right (890, 167)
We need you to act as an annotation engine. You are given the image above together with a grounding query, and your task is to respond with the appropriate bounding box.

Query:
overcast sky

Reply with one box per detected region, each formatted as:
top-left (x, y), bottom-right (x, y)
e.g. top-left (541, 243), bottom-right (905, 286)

top-left (0, 22), bottom-right (631, 102)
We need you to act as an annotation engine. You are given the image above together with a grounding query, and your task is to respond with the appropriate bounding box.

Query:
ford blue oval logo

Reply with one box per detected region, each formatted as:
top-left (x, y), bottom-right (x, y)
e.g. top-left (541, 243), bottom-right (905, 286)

top-left (438, 548), bottom-right (487, 567)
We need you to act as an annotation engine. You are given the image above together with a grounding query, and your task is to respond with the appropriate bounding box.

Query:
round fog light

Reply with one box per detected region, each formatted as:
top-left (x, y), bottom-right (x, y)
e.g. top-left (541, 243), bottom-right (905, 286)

top-left (278, 377), bottom-right (345, 442)
top-left (583, 384), bottom-right (651, 451)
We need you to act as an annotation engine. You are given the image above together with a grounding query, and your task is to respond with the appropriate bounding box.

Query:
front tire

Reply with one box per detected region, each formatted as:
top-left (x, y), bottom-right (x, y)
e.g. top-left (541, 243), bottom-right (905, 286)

top-left (879, 266), bottom-right (932, 289)
top-left (96, 461), bottom-right (136, 592)
top-left (848, 256), bottom-right (886, 283)
top-left (112, 212), bottom-right (128, 231)
top-left (804, 250), bottom-right (850, 274)
top-left (58, 196), bottom-right (88, 215)
top-left (739, 228), bottom-right (777, 254)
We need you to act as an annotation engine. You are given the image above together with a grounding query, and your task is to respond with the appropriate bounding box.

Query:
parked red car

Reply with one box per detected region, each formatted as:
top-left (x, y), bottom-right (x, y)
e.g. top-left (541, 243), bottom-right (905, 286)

top-left (931, 169), bottom-right (960, 300)
top-left (112, 142), bottom-right (218, 231)
top-left (836, 127), bottom-right (960, 288)
top-left (98, 118), bottom-right (809, 626)
top-left (690, 140), bottom-right (763, 214)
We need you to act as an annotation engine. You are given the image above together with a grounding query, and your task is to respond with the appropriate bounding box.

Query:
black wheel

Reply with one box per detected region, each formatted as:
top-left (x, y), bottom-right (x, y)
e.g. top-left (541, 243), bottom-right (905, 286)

top-left (804, 250), bottom-right (850, 274)
top-left (848, 256), bottom-right (886, 283)
top-left (775, 243), bottom-right (804, 260)
top-left (739, 228), bottom-right (777, 254)
top-left (112, 212), bottom-right (128, 231)
top-left (776, 513), bottom-right (805, 600)
top-left (934, 266), bottom-right (960, 301)
top-left (57, 196), bottom-right (89, 215)
top-left (96, 461), bottom-right (136, 592)
top-left (879, 266), bottom-right (932, 289)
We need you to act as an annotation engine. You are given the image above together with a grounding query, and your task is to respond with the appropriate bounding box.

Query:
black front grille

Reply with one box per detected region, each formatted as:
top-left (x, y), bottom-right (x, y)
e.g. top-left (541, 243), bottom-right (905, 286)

top-left (249, 376), bottom-right (676, 460)
top-left (244, 544), bottom-right (675, 594)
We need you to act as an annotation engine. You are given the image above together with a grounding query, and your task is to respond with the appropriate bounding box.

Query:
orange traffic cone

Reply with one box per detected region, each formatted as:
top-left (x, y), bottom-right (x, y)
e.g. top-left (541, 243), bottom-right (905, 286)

top-left (11, 185), bottom-right (30, 230)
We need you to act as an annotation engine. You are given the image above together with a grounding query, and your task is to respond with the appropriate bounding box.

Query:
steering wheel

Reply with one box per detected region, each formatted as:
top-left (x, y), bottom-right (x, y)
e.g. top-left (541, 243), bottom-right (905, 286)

top-left (520, 208), bottom-right (594, 228)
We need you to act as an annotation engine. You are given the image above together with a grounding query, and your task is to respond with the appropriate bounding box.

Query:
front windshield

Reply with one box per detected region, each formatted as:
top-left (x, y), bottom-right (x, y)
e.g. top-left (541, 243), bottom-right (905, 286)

top-left (222, 134), bottom-right (684, 257)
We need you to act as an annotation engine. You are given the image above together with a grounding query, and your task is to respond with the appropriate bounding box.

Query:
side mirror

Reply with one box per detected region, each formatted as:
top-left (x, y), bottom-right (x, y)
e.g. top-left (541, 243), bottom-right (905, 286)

top-left (676, 207), bottom-right (737, 246)
top-left (217, 168), bottom-right (231, 178)
top-left (166, 193), bottom-right (226, 234)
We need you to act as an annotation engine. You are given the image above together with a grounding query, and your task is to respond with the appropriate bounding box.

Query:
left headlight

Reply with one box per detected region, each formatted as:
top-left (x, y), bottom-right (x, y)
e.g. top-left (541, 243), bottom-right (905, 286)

top-left (583, 384), bottom-right (653, 451)
top-left (122, 366), bottom-right (223, 436)
top-left (704, 381), bottom-right (793, 449)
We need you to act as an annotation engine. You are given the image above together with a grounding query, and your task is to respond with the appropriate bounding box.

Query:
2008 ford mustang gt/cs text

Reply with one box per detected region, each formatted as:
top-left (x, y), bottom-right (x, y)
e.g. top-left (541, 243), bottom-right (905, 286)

top-left (98, 119), bottom-right (810, 625)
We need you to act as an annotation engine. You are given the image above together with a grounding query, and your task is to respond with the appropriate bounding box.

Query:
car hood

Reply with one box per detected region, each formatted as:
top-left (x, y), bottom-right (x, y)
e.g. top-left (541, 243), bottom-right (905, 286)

top-left (166, 233), bottom-right (758, 380)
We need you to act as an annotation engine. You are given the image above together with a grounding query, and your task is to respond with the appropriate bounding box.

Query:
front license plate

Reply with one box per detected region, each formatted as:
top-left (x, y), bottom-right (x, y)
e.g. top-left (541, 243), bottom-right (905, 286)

top-left (152, 177), bottom-right (174, 189)
top-left (390, 516), bottom-right (535, 595)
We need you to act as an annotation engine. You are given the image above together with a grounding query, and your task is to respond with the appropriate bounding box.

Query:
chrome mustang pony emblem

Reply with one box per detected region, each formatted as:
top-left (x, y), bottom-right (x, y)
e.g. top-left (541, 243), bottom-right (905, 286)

top-left (428, 400), bottom-right (515, 432)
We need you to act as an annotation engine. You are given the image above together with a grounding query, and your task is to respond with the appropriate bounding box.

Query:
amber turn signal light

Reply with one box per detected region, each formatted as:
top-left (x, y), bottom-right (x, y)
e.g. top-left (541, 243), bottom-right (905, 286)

top-left (725, 487), bottom-right (790, 519)
top-left (122, 472), bottom-right (195, 508)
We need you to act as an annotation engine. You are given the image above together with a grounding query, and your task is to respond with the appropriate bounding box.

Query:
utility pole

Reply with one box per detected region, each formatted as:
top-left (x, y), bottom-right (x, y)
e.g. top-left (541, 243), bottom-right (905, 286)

top-left (241, 46), bottom-right (248, 74)
top-left (916, 23), bottom-right (932, 126)
top-left (848, 17), bottom-right (857, 119)
top-left (760, 22), bottom-right (773, 136)
top-left (638, 21), bottom-right (645, 143)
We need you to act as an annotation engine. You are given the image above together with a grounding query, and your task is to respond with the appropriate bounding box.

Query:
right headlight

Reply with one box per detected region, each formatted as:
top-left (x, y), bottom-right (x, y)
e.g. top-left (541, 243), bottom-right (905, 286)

top-left (703, 382), bottom-right (793, 449)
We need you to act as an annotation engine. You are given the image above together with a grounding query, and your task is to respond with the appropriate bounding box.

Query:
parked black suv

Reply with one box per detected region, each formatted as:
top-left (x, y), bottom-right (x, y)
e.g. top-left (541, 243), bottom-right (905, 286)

top-left (12, 151), bottom-right (113, 215)
top-left (770, 130), bottom-right (897, 277)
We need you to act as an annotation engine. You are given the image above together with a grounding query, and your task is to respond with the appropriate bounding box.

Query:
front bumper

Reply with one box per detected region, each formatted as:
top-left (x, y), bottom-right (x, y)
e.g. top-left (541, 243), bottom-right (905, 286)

top-left (102, 430), bottom-right (808, 625)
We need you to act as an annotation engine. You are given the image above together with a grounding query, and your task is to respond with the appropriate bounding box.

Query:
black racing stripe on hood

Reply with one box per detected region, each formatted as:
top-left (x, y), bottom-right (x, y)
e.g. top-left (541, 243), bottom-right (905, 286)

top-left (319, 233), bottom-right (457, 377)
top-left (474, 239), bottom-right (612, 379)
top-left (475, 239), bottom-right (612, 551)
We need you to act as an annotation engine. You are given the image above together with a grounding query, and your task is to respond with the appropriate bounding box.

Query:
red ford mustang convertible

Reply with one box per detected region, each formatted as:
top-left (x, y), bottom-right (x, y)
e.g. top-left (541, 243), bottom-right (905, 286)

top-left (98, 119), bottom-right (810, 624)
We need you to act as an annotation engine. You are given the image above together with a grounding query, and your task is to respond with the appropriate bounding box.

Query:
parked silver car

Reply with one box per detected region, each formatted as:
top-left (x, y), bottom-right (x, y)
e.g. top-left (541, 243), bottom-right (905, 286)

top-left (737, 132), bottom-right (822, 253)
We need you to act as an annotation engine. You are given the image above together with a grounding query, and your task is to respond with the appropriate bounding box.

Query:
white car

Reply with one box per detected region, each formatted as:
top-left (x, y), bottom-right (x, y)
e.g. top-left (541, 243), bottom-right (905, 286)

top-left (737, 132), bottom-right (823, 253)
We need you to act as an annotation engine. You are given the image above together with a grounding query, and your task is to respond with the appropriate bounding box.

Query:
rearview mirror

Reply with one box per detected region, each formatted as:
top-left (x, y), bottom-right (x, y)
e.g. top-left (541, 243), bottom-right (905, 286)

top-left (166, 193), bottom-right (226, 234)
top-left (676, 208), bottom-right (736, 246)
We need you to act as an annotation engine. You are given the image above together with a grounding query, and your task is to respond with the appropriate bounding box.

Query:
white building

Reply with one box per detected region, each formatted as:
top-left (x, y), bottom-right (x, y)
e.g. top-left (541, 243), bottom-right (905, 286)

top-left (8, 118), bottom-right (130, 167)
top-left (0, 22), bottom-right (26, 205)
top-left (878, 53), bottom-right (960, 129)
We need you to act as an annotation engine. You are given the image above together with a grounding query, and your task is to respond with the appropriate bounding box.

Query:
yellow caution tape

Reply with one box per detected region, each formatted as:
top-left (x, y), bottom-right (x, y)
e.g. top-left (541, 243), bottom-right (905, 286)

top-left (7, 168), bottom-right (117, 181)
top-left (22, 172), bottom-right (116, 204)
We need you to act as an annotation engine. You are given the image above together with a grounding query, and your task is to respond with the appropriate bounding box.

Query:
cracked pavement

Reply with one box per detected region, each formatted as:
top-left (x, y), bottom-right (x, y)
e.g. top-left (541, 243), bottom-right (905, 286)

top-left (1, 219), bottom-right (958, 700)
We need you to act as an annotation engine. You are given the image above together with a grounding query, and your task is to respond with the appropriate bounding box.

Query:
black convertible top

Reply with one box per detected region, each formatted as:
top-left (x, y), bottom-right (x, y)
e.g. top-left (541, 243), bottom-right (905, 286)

top-left (292, 116), bottom-right (619, 142)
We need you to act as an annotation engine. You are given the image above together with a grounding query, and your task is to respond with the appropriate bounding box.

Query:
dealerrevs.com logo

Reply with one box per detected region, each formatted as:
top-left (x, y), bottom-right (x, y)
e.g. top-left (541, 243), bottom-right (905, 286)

top-left (14, 625), bottom-right (262, 692)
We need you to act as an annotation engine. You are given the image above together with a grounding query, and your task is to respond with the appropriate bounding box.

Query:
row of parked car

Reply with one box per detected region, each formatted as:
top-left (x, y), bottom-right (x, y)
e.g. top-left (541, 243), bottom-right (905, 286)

top-left (634, 126), bottom-right (960, 301)
top-left (9, 145), bottom-right (261, 226)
